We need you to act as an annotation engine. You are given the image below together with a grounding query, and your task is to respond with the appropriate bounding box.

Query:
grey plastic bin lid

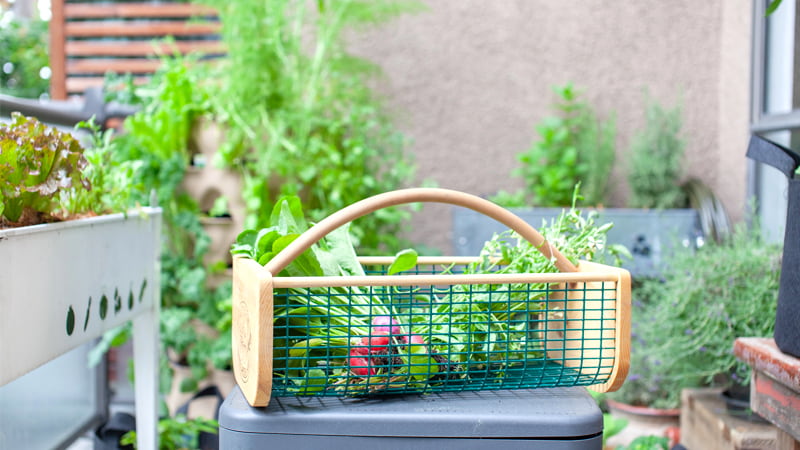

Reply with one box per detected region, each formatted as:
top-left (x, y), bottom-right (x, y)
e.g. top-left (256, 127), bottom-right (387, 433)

top-left (219, 385), bottom-right (603, 439)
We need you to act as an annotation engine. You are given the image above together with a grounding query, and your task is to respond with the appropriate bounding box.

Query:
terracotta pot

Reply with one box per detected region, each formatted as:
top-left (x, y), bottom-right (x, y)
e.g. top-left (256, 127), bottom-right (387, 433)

top-left (606, 399), bottom-right (681, 417)
top-left (605, 399), bottom-right (680, 448)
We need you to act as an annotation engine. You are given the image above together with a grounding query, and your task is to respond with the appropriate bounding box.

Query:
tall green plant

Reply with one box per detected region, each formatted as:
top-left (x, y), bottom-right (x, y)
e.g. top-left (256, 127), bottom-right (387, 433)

top-left (498, 84), bottom-right (616, 207)
top-left (627, 98), bottom-right (687, 209)
top-left (109, 56), bottom-right (233, 388)
top-left (113, 56), bottom-right (211, 256)
top-left (203, 0), bottom-right (423, 253)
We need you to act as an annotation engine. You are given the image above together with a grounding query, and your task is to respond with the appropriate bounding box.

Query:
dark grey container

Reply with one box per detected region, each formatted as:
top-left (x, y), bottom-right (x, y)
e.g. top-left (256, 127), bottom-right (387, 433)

top-left (219, 385), bottom-right (603, 449)
top-left (452, 207), bottom-right (702, 278)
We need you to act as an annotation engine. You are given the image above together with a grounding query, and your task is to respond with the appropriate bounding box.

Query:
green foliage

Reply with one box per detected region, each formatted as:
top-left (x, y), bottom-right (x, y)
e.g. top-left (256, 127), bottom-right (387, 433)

top-left (203, 0), bottom-right (423, 253)
top-left (62, 118), bottom-right (138, 215)
top-left (487, 189), bottom-right (527, 208)
top-left (111, 55), bottom-right (213, 299)
top-left (618, 435), bottom-right (670, 450)
top-left (609, 222), bottom-right (781, 409)
top-left (497, 83), bottom-right (616, 207)
top-left (120, 415), bottom-right (218, 450)
top-left (0, 113), bottom-right (90, 223)
top-left (475, 199), bottom-right (631, 273)
top-left (107, 55), bottom-right (234, 386)
top-left (602, 413), bottom-right (628, 447)
top-left (627, 98), bottom-right (688, 209)
top-left (0, 19), bottom-right (49, 98)
top-left (766, 0), bottom-right (784, 16)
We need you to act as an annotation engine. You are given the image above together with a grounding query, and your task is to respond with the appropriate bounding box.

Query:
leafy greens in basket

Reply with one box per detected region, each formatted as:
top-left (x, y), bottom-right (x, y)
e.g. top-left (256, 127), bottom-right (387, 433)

top-left (231, 195), bottom-right (628, 394)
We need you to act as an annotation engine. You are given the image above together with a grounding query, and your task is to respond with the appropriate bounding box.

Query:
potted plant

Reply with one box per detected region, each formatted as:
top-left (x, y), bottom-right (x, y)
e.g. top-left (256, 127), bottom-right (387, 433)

top-left (0, 113), bottom-right (162, 448)
top-left (0, 112), bottom-right (161, 379)
top-left (606, 220), bottom-right (781, 415)
top-left (491, 83), bottom-right (617, 208)
top-left (455, 90), bottom-right (705, 278)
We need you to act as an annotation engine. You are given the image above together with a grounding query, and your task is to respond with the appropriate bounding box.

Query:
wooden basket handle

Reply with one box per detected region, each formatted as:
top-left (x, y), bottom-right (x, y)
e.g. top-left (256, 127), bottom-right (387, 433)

top-left (263, 188), bottom-right (578, 274)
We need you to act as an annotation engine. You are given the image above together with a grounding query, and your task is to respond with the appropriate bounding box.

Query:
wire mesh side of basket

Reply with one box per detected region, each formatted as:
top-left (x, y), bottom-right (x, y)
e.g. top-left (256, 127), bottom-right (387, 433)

top-left (268, 258), bottom-right (625, 397)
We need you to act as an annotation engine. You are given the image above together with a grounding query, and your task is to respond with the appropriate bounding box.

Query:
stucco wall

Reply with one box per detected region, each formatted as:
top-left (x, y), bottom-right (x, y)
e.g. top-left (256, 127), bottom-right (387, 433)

top-left (348, 0), bottom-right (752, 254)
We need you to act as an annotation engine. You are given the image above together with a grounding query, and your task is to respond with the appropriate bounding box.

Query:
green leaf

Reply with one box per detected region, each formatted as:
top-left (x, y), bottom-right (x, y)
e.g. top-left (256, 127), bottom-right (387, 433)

top-left (766, 0), bottom-right (783, 16)
top-left (256, 227), bottom-right (281, 257)
top-left (387, 248), bottom-right (418, 275)
top-left (231, 229), bottom-right (259, 256)
top-left (258, 251), bottom-right (277, 266)
top-left (272, 233), bottom-right (324, 277)
top-left (180, 377), bottom-right (198, 393)
top-left (271, 196), bottom-right (308, 234)
top-left (208, 195), bottom-right (229, 217)
top-left (317, 224), bottom-right (366, 277)
top-left (299, 368), bottom-right (327, 393)
top-left (602, 413), bottom-right (628, 443)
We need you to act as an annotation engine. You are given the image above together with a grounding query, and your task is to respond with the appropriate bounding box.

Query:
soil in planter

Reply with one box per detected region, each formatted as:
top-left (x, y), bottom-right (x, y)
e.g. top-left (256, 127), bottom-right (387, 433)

top-left (0, 208), bottom-right (99, 229)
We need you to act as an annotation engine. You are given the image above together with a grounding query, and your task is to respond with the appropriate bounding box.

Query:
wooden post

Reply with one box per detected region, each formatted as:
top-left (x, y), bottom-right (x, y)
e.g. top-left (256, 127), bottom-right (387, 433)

top-left (49, 0), bottom-right (67, 100)
top-left (133, 307), bottom-right (160, 450)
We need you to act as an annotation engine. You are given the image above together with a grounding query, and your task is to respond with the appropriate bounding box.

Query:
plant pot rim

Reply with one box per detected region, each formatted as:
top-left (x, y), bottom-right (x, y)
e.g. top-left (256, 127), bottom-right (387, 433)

top-left (0, 207), bottom-right (160, 237)
top-left (606, 399), bottom-right (681, 416)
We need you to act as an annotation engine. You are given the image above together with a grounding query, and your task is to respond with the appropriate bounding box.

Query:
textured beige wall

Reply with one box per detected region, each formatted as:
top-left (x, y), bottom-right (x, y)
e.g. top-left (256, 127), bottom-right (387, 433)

top-left (348, 0), bottom-right (752, 253)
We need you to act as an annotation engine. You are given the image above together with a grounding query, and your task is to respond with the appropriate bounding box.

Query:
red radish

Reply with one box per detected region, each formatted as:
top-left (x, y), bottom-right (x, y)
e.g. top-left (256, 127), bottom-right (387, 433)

top-left (408, 334), bottom-right (426, 345)
top-left (371, 316), bottom-right (404, 336)
top-left (396, 333), bottom-right (426, 346)
top-left (361, 331), bottom-right (391, 354)
top-left (348, 346), bottom-right (376, 376)
top-left (349, 345), bottom-right (369, 356)
top-left (348, 355), bottom-right (375, 376)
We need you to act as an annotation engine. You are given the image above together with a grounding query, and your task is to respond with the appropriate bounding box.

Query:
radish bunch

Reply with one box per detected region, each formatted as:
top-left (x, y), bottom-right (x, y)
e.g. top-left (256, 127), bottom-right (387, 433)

top-left (347, 316), bottom-right (427, 377)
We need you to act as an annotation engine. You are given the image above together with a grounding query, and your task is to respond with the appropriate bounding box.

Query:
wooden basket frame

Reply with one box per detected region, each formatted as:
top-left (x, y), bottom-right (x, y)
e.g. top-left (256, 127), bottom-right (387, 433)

top-left (232, 188), bottom-right (631, 406)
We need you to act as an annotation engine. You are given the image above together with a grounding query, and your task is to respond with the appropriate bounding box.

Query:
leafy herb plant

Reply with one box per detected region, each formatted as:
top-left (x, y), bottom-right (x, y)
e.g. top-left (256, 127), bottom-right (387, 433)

top-left (0, 113), bottom-right (91, 225)
top-left (103, 55), bottom-right (232, 392)
top-left (204, 0), bottom-right (423, 253)
top-left (627, 97), bottom-right (688, 209)
top-left (494, 83), bottom-right (616, 207)
top-left (608, 221), bottom-right (780, 409)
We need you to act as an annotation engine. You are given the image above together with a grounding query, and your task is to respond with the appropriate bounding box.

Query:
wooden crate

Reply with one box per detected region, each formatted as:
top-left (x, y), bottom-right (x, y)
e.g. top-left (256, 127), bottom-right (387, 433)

top-left (680, 388), bottom-right (777, 450)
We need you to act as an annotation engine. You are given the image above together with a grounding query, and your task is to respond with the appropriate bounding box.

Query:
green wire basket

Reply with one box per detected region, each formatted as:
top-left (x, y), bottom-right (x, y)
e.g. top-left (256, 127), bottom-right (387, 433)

top-left (232, 188), bottom-right (631, 406)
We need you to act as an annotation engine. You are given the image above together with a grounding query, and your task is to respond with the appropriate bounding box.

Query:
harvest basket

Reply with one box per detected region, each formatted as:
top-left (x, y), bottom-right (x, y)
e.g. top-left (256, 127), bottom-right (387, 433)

top-left (232, 188), bottom-right (631, 406)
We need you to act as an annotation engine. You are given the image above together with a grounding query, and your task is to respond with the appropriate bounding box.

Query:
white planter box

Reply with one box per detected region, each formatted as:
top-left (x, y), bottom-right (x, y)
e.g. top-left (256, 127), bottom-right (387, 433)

top-left (0, 208), bottom-right (161, 384)
top-left (0, 207), bottom-right (162, 448)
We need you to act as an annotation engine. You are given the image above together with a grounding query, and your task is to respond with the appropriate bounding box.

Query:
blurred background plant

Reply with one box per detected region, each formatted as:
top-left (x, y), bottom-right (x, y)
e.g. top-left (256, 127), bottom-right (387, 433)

top-left (608, 220), bottom-right (781, 410)
top-left (492, 83), bottom-right (616, 207)
top-left (203, 0), bottom-right (425, 253)
top-left (627, 97), bottom-right (688, 209)
top-left (0, 13), bottom-right (49, 99)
